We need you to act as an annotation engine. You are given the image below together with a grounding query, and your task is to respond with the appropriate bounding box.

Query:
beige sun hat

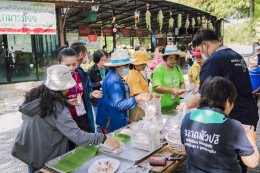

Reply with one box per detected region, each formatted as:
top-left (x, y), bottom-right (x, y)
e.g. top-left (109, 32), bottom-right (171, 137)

top-left (105, 49), bottom-right (136, 67)
top-left (44, 64), bottom-right (76, 91)
top-left (131, 51), bottom-right (152, 65)
top-left (161, 45), bottom-right (186, 57)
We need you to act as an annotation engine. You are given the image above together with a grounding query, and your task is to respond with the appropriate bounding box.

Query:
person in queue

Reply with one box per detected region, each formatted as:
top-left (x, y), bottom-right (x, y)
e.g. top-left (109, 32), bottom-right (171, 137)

top-left (186, 29), bottom-right (259, 173)
top-left (150, 46), bottom-right (165, 71)
top-left (87, 49), bottom-right (109, 110)
top-left (152, 45), bottom-right (186, 113)
top-left (58, 48), bottom-right (101, 150)
top-left (96, 49), bottom-right (157, 133)
top-left (87, 49), bottom-right (109, 131)
top-left (185, 43), bottom-right (195, 70)
top-left (125, 51), bottom-right (151, 122)
top-left (188, 50), bottom-right (204, 92)
top-left (181, 76), bottom-right (259, 172)
top-left (249, 45), bottom-right (260, 68)
top-left (11, 65), bottom-right (120, 172)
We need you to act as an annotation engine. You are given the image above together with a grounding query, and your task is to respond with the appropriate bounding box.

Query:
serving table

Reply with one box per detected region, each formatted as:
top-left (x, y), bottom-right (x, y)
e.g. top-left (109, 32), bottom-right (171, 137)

top-left (37, 115), bottom-right (186, 173)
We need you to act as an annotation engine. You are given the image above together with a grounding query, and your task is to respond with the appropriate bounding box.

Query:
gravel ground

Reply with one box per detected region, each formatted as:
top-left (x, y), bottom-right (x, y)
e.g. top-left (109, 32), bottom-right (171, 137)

top-left (0, 78), bottom-right (259, 173)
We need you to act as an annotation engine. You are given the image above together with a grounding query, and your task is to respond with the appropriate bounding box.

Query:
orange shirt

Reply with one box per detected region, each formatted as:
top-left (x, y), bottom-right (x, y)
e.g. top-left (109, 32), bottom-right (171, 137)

top-left (125, 69), bottom-right (148, 97)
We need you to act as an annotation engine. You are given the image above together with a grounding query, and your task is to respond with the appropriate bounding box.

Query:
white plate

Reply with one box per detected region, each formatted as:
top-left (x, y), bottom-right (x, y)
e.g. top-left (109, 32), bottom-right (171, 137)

top-left (88, 158), bottom-right (120, 173)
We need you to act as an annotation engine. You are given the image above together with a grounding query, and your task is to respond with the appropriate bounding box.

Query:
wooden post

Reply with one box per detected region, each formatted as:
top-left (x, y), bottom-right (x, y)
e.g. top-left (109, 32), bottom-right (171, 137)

top-left (105, 36), bottom-right (107, 48)
top-left (112, 9), bottom-right (116, 51)
top-left (57, 8), bottom-right (65, 46)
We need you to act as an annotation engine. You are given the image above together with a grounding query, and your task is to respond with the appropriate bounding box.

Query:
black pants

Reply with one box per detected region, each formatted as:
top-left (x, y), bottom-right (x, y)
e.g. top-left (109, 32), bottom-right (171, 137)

top-left (68, 115), bottom-right (92, 151)
top-left (239, 157), bottom-right (247, 173)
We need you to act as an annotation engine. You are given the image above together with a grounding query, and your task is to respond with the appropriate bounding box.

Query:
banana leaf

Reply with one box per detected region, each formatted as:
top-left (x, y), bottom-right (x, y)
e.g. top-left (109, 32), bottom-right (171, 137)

top-left (113, 133), bottom-right (131, 144)
top-left (53, 145), bottom-right (98, 173)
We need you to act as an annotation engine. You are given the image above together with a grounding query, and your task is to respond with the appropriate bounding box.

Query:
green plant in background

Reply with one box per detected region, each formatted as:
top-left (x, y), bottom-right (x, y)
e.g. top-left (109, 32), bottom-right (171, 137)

top-left (81, 60), bottom-right (94, 72)
top-left (224, 19), bottom-right (256, 45)
top-left (178, 0), bottom-right (249, 18)
top-left (255, 0), bottom-right (260, 18)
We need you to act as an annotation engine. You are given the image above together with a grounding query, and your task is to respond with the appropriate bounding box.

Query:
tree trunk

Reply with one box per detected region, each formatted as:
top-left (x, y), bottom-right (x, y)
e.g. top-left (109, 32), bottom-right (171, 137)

top-left (250, 0), bottom-right (254, 18)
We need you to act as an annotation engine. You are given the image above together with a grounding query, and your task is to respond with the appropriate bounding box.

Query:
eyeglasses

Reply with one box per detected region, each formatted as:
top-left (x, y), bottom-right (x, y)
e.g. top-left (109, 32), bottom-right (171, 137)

top-left (122, 64), bottom-right (129, 68)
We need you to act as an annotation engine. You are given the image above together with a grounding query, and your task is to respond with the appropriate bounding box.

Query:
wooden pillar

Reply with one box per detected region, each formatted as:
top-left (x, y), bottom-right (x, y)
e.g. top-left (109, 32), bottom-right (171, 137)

top-left (112, 9), bottom-right (116, 51)
top-left (112, 25), bottom-right (116, 51)
top-left (105, 36), bottom-right (107, 47)
top-left (57, 8), bottom-right (65, 46)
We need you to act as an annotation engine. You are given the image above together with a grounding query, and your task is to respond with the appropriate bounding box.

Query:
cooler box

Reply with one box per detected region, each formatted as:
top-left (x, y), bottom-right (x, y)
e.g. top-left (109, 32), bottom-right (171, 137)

top-left (249, 67), bottom-right (260, 93)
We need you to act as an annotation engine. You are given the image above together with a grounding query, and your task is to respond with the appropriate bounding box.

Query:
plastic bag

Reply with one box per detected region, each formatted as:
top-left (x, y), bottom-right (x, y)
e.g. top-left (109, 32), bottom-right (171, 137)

top-left (139, 98), bottom-right (161, 121)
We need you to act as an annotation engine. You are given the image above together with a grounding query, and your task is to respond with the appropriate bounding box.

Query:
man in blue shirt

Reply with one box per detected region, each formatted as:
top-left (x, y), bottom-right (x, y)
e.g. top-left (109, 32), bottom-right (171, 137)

top-left (187, 29), bottom-right (259, 173)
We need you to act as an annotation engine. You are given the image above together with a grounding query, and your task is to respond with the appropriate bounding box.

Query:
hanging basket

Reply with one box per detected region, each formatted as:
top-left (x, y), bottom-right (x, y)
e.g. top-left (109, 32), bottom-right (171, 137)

top-left (86, 12), bottom-right (97, 22)
top-left (88, 31), bottom-right (97, 42)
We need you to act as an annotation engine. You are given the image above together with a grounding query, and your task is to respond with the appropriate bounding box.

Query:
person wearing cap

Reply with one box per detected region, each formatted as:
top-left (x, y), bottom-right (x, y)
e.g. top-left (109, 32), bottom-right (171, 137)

top-left (11, 65), bottom-right (120, 172)
top-left (188, 50), bottom-right (204, 91)
top-left (152, 45), bottom-right (186, 113)
top-left (125, 51), bottom-right (151, 122)
top-left (96, 49), bottom-right (156, 133)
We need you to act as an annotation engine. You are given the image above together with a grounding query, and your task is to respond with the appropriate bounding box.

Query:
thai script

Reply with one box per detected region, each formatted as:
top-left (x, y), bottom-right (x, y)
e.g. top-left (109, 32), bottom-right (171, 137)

top-left (184, 129), bottom-right (220, 144)
top-left (0, 14), bottom-right (37, 23)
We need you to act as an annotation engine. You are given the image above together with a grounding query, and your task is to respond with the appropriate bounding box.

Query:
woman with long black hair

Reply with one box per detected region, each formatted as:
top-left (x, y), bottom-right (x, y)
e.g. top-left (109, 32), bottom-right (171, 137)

top-left (11, 65), bottom-right (119, 173)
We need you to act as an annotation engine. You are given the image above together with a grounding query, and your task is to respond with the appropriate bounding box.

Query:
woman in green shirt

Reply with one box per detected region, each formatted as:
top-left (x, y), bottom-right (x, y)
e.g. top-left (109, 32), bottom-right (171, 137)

top-left (152, 45), bottom-right (186, 113)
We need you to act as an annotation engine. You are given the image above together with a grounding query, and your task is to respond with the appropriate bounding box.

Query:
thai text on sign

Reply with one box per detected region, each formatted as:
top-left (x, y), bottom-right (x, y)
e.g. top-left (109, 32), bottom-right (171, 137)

top-left (0, 1), bottom-right (56, 35)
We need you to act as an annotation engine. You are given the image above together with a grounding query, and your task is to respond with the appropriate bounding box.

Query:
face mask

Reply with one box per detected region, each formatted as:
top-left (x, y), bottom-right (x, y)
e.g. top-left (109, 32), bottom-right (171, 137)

top-left (119, 68), bottom-right (129, 76)
top-left (201, 53), bottom-right (208, 60)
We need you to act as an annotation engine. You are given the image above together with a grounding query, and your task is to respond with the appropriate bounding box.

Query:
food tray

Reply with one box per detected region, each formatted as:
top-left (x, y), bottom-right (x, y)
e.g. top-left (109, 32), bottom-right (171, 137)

top-left (112, 124), bottom-right (164, 162)
top-left (45, 150), bottom-right (75, 173)
top-left (46, 150), bottom-right (134, 173)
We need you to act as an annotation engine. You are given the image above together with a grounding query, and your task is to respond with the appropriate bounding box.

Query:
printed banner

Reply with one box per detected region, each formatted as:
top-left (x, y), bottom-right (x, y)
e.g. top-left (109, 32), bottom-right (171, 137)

top-left (0, 1), bottom-right (56, 35)
top-left (102, 27), bottom-right (112, 36)
top-left (136, 29), bottom-right (147, 37)
top-left (79, 26), bottom-right (91, 36)
top-left (120, 28), bottom-right (131, 37)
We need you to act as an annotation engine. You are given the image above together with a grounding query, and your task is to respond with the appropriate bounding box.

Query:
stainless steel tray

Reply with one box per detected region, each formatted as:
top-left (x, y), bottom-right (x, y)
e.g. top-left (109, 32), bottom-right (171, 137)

top-left (45, 149), bottom-right (135, 173)
top-left (74, 152), bottom-right (134, 173)
top-left (45, 149), bottom-right (74, 173)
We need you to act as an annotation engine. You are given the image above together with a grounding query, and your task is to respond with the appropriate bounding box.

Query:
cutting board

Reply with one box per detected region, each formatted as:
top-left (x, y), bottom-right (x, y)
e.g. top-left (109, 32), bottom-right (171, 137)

top-left (137, 144), bottom-right (186, 173)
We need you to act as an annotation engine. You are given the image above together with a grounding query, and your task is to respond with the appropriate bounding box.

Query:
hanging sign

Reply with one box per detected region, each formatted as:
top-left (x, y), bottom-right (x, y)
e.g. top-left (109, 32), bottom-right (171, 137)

top-left (130, 30), bottom-right (136, 37)
top-left (120, 28), bottom-right (131, 37)
top-left (79, 26), bottom-right (91, 36)
top-left (102, 27), bottom-right (113, 36)
top-left (136, 29), bottom-right (147, 37)
top-left (0, 1), bottom-right (56, 35)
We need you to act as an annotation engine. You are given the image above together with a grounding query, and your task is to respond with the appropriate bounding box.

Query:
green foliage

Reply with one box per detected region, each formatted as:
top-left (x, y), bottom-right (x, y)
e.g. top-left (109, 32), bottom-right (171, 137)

top-left (223, 20), bottom-right (255, 45)
top-left (255, 0), bottom-right (260, 18)
top-left (178, 0), bottom-right (249, 18)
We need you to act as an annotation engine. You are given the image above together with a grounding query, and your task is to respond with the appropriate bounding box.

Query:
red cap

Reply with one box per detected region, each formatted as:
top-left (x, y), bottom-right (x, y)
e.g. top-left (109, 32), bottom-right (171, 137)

top-left (192, 51), bottom-right (201, 57)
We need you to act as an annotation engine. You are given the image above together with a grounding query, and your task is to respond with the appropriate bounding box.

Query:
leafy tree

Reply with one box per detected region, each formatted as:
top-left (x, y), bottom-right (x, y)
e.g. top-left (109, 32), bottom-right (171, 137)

top-left (178, 0), bottom-right (250, 18)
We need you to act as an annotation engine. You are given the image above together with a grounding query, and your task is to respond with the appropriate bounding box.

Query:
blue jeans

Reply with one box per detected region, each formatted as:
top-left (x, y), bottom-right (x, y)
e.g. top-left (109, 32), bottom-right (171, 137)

top-left (93, 106), bottom-right (101, 133)
top-left (28, 165), bottom-right (36, 173)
